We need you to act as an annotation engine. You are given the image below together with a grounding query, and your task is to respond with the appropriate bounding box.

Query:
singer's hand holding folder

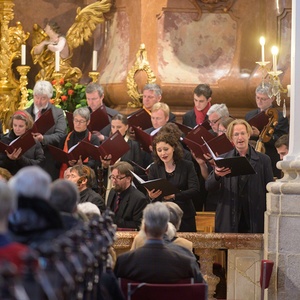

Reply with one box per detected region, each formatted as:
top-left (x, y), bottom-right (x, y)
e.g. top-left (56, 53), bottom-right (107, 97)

top-left (202, 137), bottom-right (256, 177)
top-left (83, 130), bottom-right (130, 164)
top-left (0, 131), bottom-right (36, 156)
top-left (130, 171), bottom-right (179, 197)
top-left (48, 140), bottom-right (90, 164)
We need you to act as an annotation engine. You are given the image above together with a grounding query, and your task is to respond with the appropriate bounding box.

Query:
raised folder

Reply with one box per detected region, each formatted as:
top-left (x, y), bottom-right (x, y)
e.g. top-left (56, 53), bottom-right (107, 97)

top-left (132, 126), bottom-right (154, 153)
top-left (82, 130), bottom-right (130, 164)
top-left (127, 109), bottom-right (152, 130)
top-left (130, 171), bottom-right (179, 197)
top-left (202, 137), bottom-right (256, 177)
top-left (66, 105), bottom-right (110, 132)
top-left (247, 111), bottom-right (269, 131)
top-left (0, 130), bottom-right (36, 156)
top-left (31, 109), bottom-right (55, 134)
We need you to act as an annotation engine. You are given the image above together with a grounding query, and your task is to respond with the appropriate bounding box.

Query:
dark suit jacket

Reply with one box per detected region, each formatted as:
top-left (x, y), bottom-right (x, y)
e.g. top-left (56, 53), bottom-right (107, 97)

top-left (114, 240), bottom-right (201, 283)
top-left (245, 108), bottom-right (289, 178)
top-left (100, 106), bottom-right (119, 138)
top-left (182, 109), bottom-right (197, 128)
top-left (148, 159), bottom-right (200, 232)
top-left (205, 146), bottom-right (274, 233)
top-left (26, 104), bottom-right (67, 180)
top-left (107, 185), bottom-right (148, 229)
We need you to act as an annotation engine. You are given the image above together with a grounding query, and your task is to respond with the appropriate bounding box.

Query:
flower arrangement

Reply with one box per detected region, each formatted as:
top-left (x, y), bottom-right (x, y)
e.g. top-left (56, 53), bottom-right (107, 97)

top-left (27, 79), bottom-right (87, 112)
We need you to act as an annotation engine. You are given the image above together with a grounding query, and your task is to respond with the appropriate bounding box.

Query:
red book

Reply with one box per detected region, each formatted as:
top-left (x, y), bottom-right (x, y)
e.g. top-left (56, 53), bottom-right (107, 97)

top-left (200, 133), bottom-right (234, 157)
top-left (247, 111), bottom-right (269, 132)
top-left (174, 122), bottom-right (193, 136)
top-left (184, 125), bottom-right (215, 144)
top-left (132, 126), bottom-right (154, 153)
top-left (0, 131), bottom-right (36, 156)
top-left (31, 109), bottom-right (55, 134)
top-left (83, 130), bottom-right (130, 164)
top-left (127, 109), bottom-right (152, 130)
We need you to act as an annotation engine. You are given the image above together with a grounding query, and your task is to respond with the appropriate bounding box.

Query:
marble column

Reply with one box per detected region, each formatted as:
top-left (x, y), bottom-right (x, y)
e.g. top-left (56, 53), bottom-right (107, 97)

top-left (265, 0), bottom-right (300, 299)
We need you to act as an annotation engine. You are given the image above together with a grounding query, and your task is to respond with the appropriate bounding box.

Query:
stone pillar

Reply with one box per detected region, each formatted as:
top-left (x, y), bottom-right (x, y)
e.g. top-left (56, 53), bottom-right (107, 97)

top-left (265, 0), bottom-right (300, 299)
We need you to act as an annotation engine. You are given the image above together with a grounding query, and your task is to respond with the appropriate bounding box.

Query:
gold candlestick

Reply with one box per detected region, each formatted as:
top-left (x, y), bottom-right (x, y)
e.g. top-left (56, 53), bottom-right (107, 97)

top-left (52, 72), bottom-right (63, 106)
top-left (16, 65), bottom-right (31, 110)
top-left (89, 71), bottom-right (99, 83)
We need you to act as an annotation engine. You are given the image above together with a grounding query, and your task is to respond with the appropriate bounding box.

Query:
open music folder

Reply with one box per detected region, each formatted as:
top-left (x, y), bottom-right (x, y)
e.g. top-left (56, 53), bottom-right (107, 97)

top-left (83, 130), bottom-right (130, 164)
top-left (0, 130), bottom-right (36, 156)
top-left (66, 105), bottom-right (110, 132)
top-left (130, 171), bottom-right (179, 197)
top-left (31, 109), bottom-right (55, 134)
top-left (127, 108), bottom-right (152, 130)
top-left (247, 110), bottom-right (269, 131)
top-left (132, 126), bottom-right (154, 153)
top-left (202, 137), bottom-right (256, 176)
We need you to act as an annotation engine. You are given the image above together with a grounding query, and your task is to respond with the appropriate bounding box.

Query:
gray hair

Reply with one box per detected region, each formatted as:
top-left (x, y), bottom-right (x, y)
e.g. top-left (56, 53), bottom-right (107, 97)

top-left (8, 166), bottom-right (52, 201)
top-left (0, 180), bottom-right (16, 220)
top-left (50, 179), bottom-right (80, 213)
top-left (143, 202), bottom-right (170, 238)
top-left (207, 103), bottom-right (229, 118)
top-left (73, 107), bottom-right (91, 122)
top-left (33, 81), bottom-right (53, 99)
top-left (85, 82), bottom-right (104, 97)
top-left (255, 82), bottom-right (272, 95)
top-left (143, 83), bottom-right (162, 97)
top-left (164, 202), bottom-right (183, 231)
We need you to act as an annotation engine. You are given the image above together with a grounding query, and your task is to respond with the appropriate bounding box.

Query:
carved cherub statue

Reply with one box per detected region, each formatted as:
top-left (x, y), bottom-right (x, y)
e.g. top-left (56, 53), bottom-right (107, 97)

top-left (31, 0), bottom-right (112, 83)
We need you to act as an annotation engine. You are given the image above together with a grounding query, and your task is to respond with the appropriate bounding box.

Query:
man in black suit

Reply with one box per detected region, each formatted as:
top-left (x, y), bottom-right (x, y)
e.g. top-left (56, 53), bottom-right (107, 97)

top-left (85, 82), bottom-right (118, 141)
top-left (114, 201), bottom-right (203, 283)
top-left (245, 83), bottom-right (289, 178)
top-left (107, 161), bottom-right (148, 229)
top-left (182, 83), bottom-right (212, 128)
top-left (26, 80), bottom-right (67, 180)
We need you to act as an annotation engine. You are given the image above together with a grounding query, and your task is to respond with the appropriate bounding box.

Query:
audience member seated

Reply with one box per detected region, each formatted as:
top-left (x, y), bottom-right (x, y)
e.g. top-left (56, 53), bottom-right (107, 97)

top-left (0, 110), bottom-right (45, 175)
top-left (85, 82), bottom-right (118, 142)
top-left (245, 83), bottom-right (289, 178)
top-left (114, 202), bottom-right (204, 283)
top-left (106, 161), bottom-right (148, 230)
top-left (8, 166), bottom-right (64, 248)
top-left (0, 180), bottom-right (31, 274)
top-left (50, 179), bottom-right (82, 230)
top-left (0, 167), bottom-right (12, 181)
top-left (131, 202), bottom-right (193, 252)
top-left (182, 83), bottom-right (212, 128)
top-left (67, 164), bottom-right (105, 213)
top-left (77, 202), bottom-right (101, 220)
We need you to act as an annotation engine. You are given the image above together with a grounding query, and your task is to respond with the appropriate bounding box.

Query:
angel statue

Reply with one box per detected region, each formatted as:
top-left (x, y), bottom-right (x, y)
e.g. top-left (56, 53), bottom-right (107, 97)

top-left (31, 0), bottom-right (112, 83)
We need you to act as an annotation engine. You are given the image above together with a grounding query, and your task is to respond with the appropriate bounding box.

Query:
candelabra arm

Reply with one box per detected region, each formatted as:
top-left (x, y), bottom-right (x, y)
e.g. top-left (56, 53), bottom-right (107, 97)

top-left (16, 66), bottom-right (31, 110)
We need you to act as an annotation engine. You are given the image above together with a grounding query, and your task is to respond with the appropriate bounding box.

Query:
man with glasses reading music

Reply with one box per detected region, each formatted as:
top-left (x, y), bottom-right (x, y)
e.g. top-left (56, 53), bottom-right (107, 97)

top-left (206, 103), bottom-right (230, 135)
top-left (245, 83), bottom-right (289, 178)
top-left (106, 161), bottom-right (148, 230)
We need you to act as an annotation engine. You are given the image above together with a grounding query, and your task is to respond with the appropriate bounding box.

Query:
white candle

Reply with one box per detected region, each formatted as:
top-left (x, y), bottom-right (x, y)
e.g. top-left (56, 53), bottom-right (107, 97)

top-left (259, 36), bottom-right (265, 63)
top-left (55, 51), bottom-right (60, 72)
top-left (92, 50), bottom-right (97, 71)
top-left (271, 46), bottom-right (278, 72)
top-left (21, 44), bottom-right (26, 65)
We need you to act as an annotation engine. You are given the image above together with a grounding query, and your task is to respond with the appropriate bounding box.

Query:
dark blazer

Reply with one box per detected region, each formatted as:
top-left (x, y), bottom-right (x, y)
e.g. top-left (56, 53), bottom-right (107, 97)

top-left (80, 188), bottom-right (105, 213)
top-left (0, 131), bottom-right (45, 175)
top-left (114, 241), bottom-right (200, 283)
top-left (26, 103), bottom-right (67, 180)
top-left (107, 185), bottom-right (148, 229)
top-left (148, 159), bottom-right (200, 232)
top-left (205, 146), bottom-right (274, 233)
top-left (245, 108), bottom-right (289, 178)
top-left (182, 109), bottom-right (197, 128)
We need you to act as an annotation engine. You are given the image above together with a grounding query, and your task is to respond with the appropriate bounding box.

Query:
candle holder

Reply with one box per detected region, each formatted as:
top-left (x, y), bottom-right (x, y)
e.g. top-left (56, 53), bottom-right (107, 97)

top-left (89, 71), bottom-right (99, 83)
top-left (52, 72), bottom-right (63, 106)
top-left (16, 65), bottom-right (31, 110)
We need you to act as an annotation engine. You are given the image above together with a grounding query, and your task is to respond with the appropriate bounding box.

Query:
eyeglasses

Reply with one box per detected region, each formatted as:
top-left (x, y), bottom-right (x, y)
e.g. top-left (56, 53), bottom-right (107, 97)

top-left (208, 117), bottom-right (221, 125)
top-left (108, 175), bottom-right (127, 181)
top-left (73, 119), bottom-right (87, 124)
